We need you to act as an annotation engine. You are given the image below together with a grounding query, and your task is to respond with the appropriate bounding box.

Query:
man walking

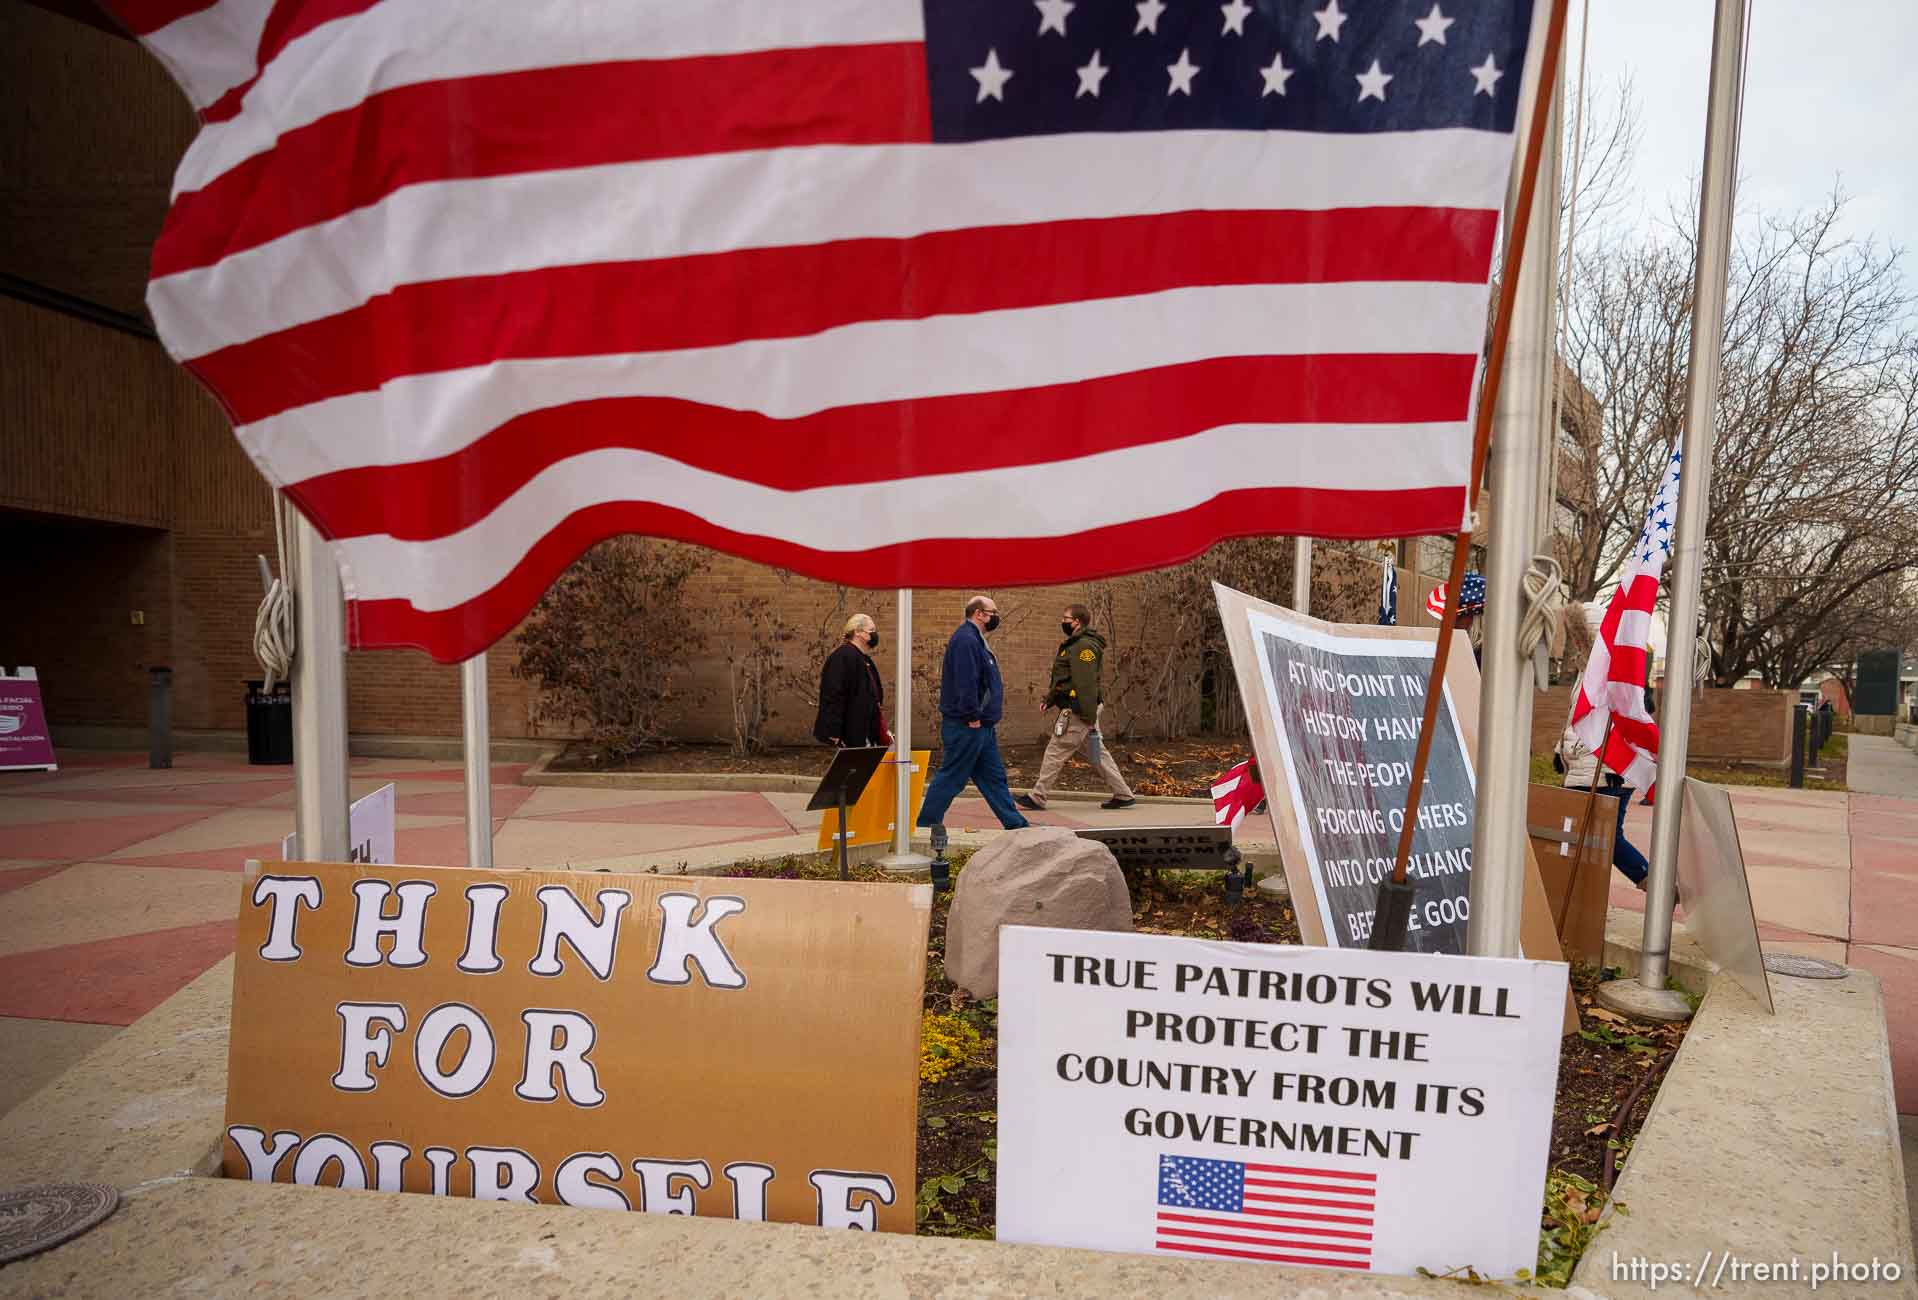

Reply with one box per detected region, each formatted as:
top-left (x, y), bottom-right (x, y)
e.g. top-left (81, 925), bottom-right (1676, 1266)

top-left (1018, 603), bottom-right (1135, 812)
top-left (917, 595), bottom-right (1029, 855)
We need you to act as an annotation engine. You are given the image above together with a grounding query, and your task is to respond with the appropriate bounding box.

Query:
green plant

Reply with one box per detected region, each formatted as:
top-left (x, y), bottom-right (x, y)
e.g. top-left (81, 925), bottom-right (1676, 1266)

top-left (513, 538), bottom-right (711, 763)
top-left (1524, 1169), bottom-right (1625, 1287)
top-left (915, 1139), bottom-right (997, 1234)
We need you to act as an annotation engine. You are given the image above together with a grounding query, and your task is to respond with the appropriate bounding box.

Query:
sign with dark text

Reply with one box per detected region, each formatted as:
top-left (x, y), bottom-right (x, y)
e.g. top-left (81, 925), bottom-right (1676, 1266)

top-left (996, 926), bottom-right (1566, 1278)
top-left (225, 861), bottom-right (929, 1231)
top-left (1248, 609), bottom-right (1477, 952)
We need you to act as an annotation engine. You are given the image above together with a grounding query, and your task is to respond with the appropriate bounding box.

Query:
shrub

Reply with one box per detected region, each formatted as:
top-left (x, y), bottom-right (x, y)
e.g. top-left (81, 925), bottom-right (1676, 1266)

top-left (513, 538), bottom-right (710, 764)
top-left (721, 593), bottom-right (802, 757)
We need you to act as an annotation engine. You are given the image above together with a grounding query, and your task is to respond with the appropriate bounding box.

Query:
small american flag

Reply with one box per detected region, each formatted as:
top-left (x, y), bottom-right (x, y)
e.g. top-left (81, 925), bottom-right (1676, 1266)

top-left (1210, 758), bottom-right (1265, 831)
top-left (107, 0), bottom-right (1538, 662)
top-left (1378, 559), bottom-right (1399, 626)
top-left (1568, 441), bottom-right (1680, 794)
top-left (1425, 570), bottom-right (1486, 619)
top-left (1156, 1153), bottom-right (1377, 1269)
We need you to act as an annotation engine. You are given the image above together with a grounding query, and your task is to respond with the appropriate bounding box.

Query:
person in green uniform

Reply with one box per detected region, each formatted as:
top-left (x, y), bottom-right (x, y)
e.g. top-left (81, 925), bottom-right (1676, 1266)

top-left (1017, 603), bottom-right (1136, 812)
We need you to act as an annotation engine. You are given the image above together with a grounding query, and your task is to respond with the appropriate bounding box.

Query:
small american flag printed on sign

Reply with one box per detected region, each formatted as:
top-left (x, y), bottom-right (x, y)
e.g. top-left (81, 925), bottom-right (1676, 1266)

top-left (1155, 1153), bottom-right (1377, 1268)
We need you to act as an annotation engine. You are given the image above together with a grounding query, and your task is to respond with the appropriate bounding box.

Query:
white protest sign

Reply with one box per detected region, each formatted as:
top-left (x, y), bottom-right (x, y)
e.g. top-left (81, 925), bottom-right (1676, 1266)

top-left (997, 926), bottom-right (1566, 1279)
top-left (281, 782), bottom-right (396, 863)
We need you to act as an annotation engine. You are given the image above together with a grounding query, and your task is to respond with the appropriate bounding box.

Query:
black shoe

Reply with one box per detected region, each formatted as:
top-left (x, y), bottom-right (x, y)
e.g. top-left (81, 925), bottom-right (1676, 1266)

top-left (1015, 794), bottom-right (1043, 811)
top-left (1101, 797), bottom-right (1137, 810)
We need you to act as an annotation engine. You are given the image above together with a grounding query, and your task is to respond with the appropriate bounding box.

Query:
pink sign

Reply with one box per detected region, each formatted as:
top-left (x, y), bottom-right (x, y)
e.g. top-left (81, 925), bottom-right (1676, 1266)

top-left (0, 669), bottom-right (58, 772)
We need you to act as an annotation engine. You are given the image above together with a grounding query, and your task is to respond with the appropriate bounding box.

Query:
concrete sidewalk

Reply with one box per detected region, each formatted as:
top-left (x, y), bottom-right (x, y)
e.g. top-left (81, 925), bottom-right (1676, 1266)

top-left (0, 749), bottom-right (1240, 1116)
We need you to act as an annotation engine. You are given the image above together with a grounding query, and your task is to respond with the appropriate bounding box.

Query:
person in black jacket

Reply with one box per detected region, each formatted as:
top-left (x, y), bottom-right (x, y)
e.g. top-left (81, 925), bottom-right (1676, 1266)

top-left (813, 614), bottom-right (890, 748)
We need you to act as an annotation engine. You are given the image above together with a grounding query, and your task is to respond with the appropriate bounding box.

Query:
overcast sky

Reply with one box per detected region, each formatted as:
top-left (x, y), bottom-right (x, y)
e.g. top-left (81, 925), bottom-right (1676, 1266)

top-left (1578, 1), bottom-right (1917, 259)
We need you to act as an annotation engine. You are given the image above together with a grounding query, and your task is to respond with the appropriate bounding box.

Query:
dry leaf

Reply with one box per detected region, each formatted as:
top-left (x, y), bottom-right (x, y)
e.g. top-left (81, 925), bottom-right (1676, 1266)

top-left (1586, 1122), bottom-right (1614, 1137)
top-left (1587, 1008), bottom-right (1626, 1024)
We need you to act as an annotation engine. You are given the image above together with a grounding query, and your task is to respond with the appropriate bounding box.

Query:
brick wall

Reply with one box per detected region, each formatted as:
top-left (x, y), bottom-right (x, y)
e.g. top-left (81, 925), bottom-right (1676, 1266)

top-left (1529, 685), bottom-right (1794, 765)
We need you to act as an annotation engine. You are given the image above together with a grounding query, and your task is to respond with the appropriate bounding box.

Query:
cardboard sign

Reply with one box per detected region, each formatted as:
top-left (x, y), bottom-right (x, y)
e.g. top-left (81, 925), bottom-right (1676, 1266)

top-left (282, 783), bottom-right (397, 863)
top-left (1526, 783), bottom-right (1616, 966)
top-left (0, 668), bottom-right (57, 772)
top-left (817, 749), bottom-right (929, 851)
top-left (1241, 601), bottom-right (1477, 951)
top-left (996, 926), bottom-right (1567, 1278)
top-left (225, 861), bottom-right (930, 1230)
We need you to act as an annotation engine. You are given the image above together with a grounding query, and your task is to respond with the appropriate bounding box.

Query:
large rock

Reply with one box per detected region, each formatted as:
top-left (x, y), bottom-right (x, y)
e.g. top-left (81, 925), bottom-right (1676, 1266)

top-left (945, 827), bottom-right (1132, 999)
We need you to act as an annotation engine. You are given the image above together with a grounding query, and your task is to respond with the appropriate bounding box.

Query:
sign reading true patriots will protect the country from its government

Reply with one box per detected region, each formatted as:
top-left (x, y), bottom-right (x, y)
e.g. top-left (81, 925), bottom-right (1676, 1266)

top-left (109, 0), bottom-right (1538, 661)
top-left (996, 927), bottom-right (1566, 1277)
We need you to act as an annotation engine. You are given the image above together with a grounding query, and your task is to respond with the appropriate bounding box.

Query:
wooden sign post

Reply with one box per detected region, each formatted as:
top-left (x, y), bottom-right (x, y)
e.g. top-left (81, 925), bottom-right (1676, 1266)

top-left (226, 861), bottom-right (930, 1230)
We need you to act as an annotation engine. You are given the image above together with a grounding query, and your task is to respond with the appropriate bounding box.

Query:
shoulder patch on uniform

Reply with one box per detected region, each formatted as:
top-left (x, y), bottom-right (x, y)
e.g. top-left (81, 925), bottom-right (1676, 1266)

top-left (1078, 648), bottom-right (1096, 662)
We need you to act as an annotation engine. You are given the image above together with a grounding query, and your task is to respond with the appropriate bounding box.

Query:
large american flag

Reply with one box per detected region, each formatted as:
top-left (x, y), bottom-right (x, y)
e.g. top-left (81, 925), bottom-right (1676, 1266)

top-left (1155, 1153), bottom-right (1377, 1268)
top-left (1569, 441), bottom-right (1681, 793)
top-left (109, 0), bottom-right (1537, 661)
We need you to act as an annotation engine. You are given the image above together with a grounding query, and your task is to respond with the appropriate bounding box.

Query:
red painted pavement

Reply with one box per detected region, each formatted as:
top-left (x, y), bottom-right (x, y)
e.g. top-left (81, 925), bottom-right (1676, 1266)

top-left (0, 808), bottom-right (221, 863)
top-left (0, 864), bottom-right (70, 895)
top-left (106, 842), bottom-right (290, 872)
top-left (395, 785), bottom-right (538, 818)
top-left (1849, 945), bottom-right (1918, 1113)
top-left (0, 917), bottom-right (237, 1025)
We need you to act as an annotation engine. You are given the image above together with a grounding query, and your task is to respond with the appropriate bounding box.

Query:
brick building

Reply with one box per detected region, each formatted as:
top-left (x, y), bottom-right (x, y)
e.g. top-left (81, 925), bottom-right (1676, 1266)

top-left (0, 5), bottom-right (1530, 756)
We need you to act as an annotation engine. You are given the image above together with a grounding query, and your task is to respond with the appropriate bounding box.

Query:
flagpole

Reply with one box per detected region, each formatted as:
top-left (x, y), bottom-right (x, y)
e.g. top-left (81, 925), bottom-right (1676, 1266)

top-left (1292, 539), bottom-right (1312, 617)
top-left (878, 588), bottom-right (930, 875)
top-left (1368, 0), bottom-right (1570, 951)
top-left (462, 653), bottom-right (494, 868)
top-left (1598, 0), bottom-right (1746, 1022)
top-left (1467, 32), bottom-right (1561, 960)
top-left (290, 514), bottom-right (350, 861)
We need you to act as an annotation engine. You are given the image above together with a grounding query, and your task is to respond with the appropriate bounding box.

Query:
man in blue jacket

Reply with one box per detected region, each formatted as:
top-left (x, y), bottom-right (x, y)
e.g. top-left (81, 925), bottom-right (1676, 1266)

top-left (917, 594), bottom-right (1030, 856)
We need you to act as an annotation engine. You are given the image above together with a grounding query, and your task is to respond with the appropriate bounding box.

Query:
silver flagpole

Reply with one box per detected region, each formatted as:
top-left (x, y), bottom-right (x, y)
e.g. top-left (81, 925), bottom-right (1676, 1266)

top-left (1292, 539), bottom-right (1312, 616)
top-left (290, 515), bottom-right (350, 861)
top-left (1597, 0), bottom-right (1746, 1022)
top-left (878, 588), bottom-right (930, 873)
top-left (462, 653), bottom-right (494, 868)
top-left (1468, 41), bottom-right (1561, 959)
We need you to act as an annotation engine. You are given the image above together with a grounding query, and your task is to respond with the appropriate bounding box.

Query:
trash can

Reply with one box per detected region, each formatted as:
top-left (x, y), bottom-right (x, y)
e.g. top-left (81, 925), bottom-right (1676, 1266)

top-left (244, 680), bottom-right (294, 765)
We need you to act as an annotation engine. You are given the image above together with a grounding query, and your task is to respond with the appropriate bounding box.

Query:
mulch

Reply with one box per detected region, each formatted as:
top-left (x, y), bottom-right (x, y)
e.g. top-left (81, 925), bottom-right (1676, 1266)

top-left (720, 853), bottom-right (1689, 1251)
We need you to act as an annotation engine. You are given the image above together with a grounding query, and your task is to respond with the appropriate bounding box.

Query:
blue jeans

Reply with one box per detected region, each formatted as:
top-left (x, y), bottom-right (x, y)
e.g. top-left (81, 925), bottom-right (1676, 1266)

top-left (918, 719), bottom-right (1030, 831)
top-left (1573, 784), bottom-right (1649, 885)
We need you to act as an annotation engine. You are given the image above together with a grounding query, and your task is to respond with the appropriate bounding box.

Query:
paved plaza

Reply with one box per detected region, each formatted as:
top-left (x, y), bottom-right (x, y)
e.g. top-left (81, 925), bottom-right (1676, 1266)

top-left (2, 738), bottom-right (1914, 1116)
top-left (0, 750), bottom-right (1216, 1115)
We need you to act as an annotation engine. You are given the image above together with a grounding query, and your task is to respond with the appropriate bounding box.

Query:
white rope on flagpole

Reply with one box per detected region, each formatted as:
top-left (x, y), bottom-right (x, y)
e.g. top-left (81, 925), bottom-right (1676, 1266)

top-left (253, 491), bottom-right (298, 691)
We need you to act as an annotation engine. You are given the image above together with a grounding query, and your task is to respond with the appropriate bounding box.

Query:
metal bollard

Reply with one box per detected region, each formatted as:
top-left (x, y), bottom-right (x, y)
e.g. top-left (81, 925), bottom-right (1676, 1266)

top-left (1788, 705), bottom-right (1807, 789)
top-left (149, 665), bottom-right (173, 769)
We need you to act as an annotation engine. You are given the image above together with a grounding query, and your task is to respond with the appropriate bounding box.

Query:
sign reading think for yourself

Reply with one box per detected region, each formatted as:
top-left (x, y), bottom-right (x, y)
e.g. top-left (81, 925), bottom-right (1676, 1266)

top-left (996, 927), bottom-right (1566, 1278)
top-left (1249, 609), bottom-right (1477, 951)
top-left (225, 861), bottom-right (930, 1230)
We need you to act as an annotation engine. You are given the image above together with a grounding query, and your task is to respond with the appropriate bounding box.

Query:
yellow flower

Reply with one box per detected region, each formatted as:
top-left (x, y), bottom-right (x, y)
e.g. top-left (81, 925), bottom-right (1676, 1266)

top-left (919, 1013), bottom-right (985, 1084)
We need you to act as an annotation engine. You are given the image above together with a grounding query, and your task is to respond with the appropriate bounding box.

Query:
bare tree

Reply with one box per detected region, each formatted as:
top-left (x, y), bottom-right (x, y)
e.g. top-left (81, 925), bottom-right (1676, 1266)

top-left (1559, 184), bottom-right (1918, 687)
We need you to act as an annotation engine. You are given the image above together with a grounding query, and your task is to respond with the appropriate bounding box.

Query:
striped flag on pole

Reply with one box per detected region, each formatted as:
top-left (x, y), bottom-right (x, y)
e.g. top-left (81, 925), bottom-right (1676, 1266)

top-left (1568, 441), bottom-right (1682, 793)
top-left (1211, 758), bottom-right (1266, 832)
top-left (1378, 560), bottom-right (1399, 626)
top-left (109, 0), bottom-right (1539, 662)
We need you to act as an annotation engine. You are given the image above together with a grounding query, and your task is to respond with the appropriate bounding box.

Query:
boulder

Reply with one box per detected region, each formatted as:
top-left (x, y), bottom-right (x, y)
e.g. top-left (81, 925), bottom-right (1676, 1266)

top-left (945, 827), bottom-right (1132, 999)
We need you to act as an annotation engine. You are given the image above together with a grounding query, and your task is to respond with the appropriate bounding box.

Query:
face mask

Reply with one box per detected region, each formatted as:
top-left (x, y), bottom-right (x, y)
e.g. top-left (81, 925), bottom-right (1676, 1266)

top-left (1061, 621), bottom-right (1075, 637)
top-left (984, 614), bottom-right (1001, 633)
top-left (866, 630), bottom-right (881, 650)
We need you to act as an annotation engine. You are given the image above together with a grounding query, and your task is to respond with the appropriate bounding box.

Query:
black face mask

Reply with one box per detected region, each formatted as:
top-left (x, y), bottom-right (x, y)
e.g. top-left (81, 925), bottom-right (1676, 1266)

top-left (1061, 621), bottom-right (1076, 637)
top-left (866, 630), bottom-right (881, 650)
top-left (983, 614), bottom-right (1001, 633)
